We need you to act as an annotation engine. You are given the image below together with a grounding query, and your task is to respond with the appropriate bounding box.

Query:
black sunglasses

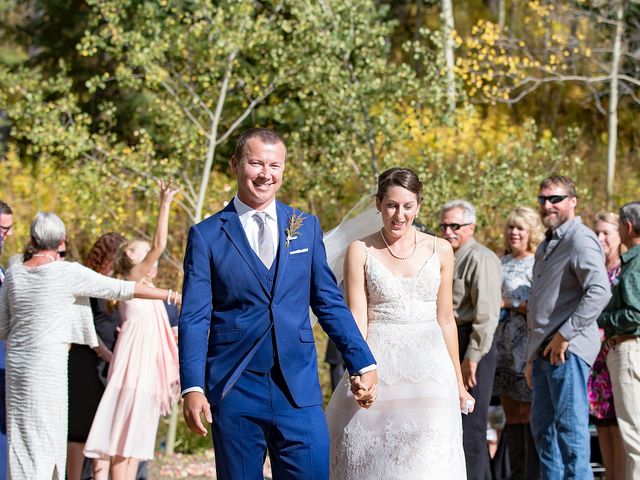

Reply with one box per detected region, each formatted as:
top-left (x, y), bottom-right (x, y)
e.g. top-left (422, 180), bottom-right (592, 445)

top-left (439, 222), bottom-right (472, 232)
top-left (57, 250), bottom-right (67, 258)
top-left (537, 195), bottom-right (569, 205)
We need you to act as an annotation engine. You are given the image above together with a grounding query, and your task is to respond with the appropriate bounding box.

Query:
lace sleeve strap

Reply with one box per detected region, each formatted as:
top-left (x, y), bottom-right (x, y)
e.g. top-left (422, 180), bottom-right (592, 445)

top-left (433, 235), bottom-right (437, 255)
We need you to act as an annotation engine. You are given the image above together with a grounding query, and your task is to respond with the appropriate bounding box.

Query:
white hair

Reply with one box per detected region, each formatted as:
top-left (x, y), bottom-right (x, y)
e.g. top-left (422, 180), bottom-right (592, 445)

top-left (30, 212), bottom-right (66, 250)
top-left (440, 200), bottom-right (477, 224)
top-left (620, 201), bottom-right (640, 234)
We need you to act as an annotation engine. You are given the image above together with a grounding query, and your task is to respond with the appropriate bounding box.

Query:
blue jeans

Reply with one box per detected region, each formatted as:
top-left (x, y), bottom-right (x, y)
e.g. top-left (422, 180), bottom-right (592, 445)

top-left (531, 350), bottom-right (591, 479)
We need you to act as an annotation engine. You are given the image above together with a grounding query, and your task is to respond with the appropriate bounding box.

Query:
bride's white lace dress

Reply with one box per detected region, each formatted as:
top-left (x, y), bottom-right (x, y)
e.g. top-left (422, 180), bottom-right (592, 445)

top-left (325, 242), bottom-right (466, 479)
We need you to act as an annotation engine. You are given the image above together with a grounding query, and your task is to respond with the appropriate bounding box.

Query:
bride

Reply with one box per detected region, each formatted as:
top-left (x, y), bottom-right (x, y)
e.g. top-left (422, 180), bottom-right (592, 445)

top-left (325, 167), bottom-right (473, 479)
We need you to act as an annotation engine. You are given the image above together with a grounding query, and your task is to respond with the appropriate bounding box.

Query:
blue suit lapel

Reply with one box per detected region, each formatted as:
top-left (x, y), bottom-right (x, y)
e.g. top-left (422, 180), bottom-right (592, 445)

top-left (220, 203), bottom-right (270, 297)
top-left (272, 202), bottom-right (292, 294)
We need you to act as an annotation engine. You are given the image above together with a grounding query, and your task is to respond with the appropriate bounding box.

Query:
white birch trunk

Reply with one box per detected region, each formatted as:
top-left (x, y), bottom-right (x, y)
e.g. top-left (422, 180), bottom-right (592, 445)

top-left (194, 49), bottom-right (238, 223)
top-left (442, 0), bottom-right (456, 112)
top-left (606, 1), bottom-right (624, 207)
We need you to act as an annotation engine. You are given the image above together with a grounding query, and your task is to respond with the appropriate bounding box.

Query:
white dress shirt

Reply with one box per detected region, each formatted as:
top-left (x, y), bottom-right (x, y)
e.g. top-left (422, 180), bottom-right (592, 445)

top-left (233, 196), bottom-right (279, 256)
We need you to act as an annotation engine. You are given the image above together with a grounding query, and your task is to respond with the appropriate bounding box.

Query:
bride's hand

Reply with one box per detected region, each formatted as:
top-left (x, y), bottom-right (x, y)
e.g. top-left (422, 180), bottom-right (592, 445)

top-left (350, 373), bottom-right (378, 409)
top-left (459, 386), bottom-right (475, 415)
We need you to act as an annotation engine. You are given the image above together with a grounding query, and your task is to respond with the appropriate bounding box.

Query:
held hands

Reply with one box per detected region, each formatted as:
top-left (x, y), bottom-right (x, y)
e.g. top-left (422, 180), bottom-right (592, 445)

top-left (543, 332), bottom-right (569, 366)
top-left (349, 370), bottom-right (378, 409)
top-left (461, 359), bottom-right (478, 390)
top-left (183, 391), bottom-right (212, 436)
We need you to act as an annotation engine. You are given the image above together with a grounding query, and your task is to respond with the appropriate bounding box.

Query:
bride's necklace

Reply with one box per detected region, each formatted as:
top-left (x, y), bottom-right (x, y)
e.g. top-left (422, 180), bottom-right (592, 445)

top-left (380, 228), bottom-right (417, 260)
top-left (32, 253), bottom-right (56, 263)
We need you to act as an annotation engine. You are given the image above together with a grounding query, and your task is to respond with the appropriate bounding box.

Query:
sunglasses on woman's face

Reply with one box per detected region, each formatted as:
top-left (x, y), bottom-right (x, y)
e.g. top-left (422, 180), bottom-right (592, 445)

top-left (537, 195), bottom-right (569, 205)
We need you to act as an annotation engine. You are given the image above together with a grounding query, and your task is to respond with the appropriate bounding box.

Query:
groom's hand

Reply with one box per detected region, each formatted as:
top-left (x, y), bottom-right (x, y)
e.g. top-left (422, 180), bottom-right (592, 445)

top-left (183, 391), bottom-right (212, 436)
top-left (350, 370), bottom-right (378, 409)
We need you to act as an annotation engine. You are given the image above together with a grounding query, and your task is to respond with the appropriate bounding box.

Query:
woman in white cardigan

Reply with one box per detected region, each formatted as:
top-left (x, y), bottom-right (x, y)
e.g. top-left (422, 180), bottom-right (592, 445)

top-left (0, 212), bottom-right (177, 480)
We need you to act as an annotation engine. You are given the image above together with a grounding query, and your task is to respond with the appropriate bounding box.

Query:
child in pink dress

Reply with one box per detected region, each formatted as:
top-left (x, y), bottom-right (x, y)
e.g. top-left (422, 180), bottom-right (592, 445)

top-left (85, 181), bottom-right (180, 480)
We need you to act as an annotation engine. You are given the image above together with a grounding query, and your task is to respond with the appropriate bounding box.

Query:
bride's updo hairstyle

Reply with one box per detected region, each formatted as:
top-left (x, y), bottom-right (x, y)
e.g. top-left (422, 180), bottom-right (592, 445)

top-left (375, 167), bottom-right (424, 204)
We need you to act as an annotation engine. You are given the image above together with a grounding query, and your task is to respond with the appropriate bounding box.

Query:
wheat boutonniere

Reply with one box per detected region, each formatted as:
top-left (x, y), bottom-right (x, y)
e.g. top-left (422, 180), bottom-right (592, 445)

top-left (285, 212), bottom-right (304, 248)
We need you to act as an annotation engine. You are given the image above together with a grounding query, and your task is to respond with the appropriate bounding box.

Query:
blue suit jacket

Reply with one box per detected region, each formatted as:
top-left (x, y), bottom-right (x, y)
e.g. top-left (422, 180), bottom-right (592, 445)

top-left (179, 200), bottom-right (375, 407)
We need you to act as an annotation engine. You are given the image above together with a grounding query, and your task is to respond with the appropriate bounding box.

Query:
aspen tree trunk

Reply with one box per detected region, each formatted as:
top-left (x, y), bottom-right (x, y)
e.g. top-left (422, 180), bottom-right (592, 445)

top-left (442, 0), bottom-right (456, 113)
top-left (606, 1), bottom-right (624, 207)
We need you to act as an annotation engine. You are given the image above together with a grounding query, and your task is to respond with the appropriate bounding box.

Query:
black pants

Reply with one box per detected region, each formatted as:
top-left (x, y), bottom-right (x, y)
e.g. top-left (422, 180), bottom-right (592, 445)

top-left (458, 324), bottom-right (497, 480)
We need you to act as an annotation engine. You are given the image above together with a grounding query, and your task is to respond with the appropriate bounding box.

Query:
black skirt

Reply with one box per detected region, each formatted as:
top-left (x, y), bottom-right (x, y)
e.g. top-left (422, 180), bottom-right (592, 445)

top-left (67, 344), bottom-right (106, 443)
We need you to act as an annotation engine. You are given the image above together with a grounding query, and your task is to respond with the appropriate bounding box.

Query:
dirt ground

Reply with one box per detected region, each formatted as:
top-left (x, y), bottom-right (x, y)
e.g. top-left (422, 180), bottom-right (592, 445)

top-left (149, 451), bottom-right (272, 479)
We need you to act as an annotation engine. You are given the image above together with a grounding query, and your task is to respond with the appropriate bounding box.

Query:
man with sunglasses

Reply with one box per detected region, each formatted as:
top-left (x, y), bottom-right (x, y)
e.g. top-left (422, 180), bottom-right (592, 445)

top-left (440, 200), bottom-right (501, 480)
top-left (525, 175), bottom-right (611, 479)
top-left (0, 199), bottom-right (12, 480)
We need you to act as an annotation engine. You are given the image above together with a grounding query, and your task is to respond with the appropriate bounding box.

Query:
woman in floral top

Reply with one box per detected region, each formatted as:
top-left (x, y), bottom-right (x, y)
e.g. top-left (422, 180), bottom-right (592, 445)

top-left (493, 206), bottom-right (543, 479)
top-left (589, 211), bottom-right (626, 479)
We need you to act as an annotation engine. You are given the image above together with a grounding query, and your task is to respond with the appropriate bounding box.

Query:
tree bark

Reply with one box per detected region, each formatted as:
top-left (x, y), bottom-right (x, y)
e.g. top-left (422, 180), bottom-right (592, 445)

top-left (606, 1), bottom-right (624, 207)
top-left (442, 0), bottom-right (456, 113)
top-left (194, 49), bottom-right (237, 223)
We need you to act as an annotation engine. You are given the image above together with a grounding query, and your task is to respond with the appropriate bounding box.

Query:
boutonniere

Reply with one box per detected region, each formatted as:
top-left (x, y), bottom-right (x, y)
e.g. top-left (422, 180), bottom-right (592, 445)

top-left (285, 212), bottom-right (304, 248)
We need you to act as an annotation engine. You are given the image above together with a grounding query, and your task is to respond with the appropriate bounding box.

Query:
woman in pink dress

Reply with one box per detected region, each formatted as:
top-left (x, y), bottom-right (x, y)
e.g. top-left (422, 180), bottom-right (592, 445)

top-left (84, 181), bottom-right (181, 480)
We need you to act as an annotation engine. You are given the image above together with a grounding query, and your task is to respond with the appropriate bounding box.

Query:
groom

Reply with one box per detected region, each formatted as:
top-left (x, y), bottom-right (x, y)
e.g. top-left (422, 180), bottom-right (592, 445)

top-left (179, 128), bottom-right (377, 480)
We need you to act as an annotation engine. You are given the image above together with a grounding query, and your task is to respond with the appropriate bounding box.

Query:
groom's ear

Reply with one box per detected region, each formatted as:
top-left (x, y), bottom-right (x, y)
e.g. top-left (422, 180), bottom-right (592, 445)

top-left (230, 156), bottom-right (238, 174)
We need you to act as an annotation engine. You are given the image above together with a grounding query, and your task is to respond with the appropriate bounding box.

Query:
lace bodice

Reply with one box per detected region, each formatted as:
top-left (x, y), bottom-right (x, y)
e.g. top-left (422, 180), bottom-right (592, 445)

top-left (361, 242), bottom-right (455, 386)
top-left (365, 247), bottom-right (440, 326)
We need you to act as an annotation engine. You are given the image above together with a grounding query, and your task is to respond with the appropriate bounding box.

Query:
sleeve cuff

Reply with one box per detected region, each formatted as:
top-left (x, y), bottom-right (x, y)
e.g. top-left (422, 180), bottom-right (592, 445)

top-left (464, 348), bottom-right (484, 363)
top-left (357, 364), bottom-right (377, 375)
top-left (558, 320), bottom-right (578, 341)
top-left (182, 386), bottom-right (204, 397)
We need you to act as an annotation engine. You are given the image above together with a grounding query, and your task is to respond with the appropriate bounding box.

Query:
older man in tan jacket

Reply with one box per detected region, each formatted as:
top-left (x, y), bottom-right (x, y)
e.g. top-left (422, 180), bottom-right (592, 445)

top-left (440, 199), bottom-right (502, 480)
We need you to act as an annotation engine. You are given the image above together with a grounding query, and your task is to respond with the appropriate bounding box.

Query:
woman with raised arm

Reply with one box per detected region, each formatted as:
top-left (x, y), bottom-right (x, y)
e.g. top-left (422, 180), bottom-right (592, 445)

top-left (0, 212), bottom-right (174, 480)
top-left (84, 181), bottom-right (181, 480)
top-left (325, 168), bottom-right (472, 479)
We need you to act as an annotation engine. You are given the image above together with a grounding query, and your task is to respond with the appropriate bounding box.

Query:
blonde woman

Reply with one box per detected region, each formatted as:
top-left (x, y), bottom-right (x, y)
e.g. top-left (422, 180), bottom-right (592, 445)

top-left (589, 211), bottom-right (626, 480)
top-left (493, 206), bottom-right (543, 479)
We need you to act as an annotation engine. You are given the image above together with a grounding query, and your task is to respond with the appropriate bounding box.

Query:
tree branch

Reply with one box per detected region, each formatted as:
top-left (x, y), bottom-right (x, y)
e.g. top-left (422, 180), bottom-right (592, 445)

top-left (160, 77), bottom-right (210, 139)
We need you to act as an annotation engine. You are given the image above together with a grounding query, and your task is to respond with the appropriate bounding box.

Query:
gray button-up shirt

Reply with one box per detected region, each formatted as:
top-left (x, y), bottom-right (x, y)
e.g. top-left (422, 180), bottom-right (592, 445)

top-left (526, 216), bottom-right (611, 365)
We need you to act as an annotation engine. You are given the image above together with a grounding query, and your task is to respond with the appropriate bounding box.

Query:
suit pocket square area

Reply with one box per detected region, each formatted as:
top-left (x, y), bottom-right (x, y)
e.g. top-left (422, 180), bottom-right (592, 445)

top-left (289, 248), bottom-right (309, 255)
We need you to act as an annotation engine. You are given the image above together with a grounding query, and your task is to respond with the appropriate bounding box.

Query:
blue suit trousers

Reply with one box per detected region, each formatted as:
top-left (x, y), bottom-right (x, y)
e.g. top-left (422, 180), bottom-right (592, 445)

top-left (211, 366), bottom-right (329, 480)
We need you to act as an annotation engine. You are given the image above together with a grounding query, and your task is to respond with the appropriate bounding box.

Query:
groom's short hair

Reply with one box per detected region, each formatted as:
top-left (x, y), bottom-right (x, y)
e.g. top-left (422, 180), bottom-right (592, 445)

top-left (232, 128), bottom-right (286, 163)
